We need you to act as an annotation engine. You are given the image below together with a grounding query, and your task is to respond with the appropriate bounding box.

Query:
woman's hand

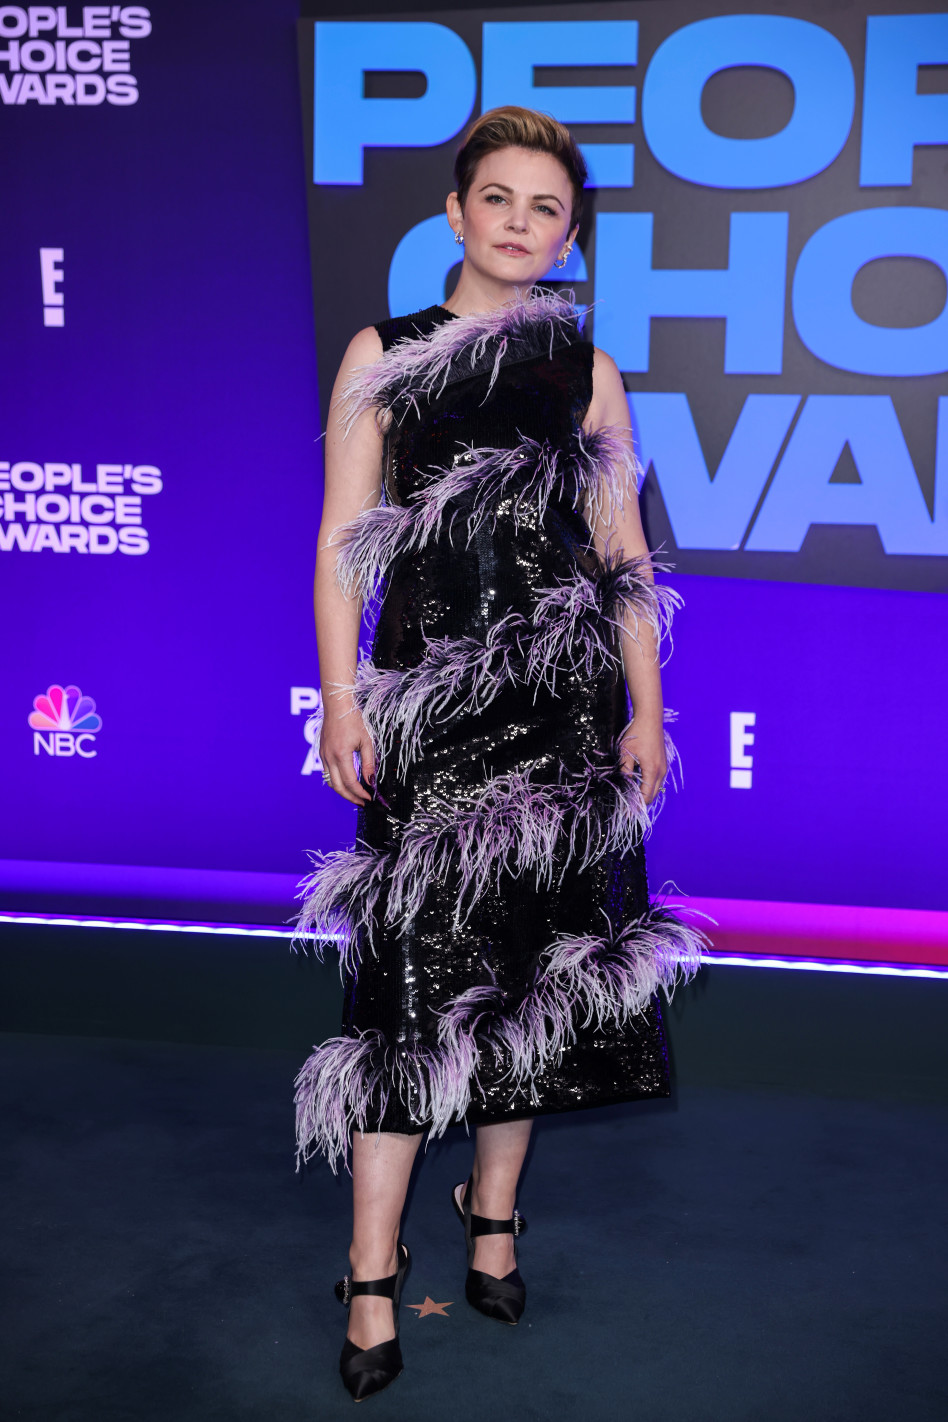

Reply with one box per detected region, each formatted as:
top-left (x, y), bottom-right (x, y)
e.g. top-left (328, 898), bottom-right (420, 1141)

top-left (320, 700), bottom-right (377, 806)
top-left (584, 348), bottom-right (669, 810)
top-left (619, 714), bottom-right (667, 806)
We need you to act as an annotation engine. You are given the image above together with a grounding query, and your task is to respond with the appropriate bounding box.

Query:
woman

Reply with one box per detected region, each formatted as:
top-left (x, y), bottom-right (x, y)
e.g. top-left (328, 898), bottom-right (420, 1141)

top-left (295, 106), bottom-right (706, 1402)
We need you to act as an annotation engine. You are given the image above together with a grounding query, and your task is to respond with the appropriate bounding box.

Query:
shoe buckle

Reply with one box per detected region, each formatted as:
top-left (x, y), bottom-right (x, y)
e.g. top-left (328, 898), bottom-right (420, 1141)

top-left (334, 1274), bottom-right (352, 1306)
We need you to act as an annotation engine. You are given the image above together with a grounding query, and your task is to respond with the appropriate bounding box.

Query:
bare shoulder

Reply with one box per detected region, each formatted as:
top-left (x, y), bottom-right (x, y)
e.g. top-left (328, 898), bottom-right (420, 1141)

top-left (327, 324), bottom-right (388, 443)
top-left (330, 325), bottom-right (385, 415)
top-left (591, 346), bottom-right (625, 394)
top-left (586, 346), bottom-right (630, 430)
top-left (340, 324), bottom-right (384, 374)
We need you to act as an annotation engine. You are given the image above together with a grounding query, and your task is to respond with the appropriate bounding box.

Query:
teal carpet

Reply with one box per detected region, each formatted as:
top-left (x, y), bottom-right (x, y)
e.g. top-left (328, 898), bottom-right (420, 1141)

top-left (1, 1031), bottom-right (946, 1422)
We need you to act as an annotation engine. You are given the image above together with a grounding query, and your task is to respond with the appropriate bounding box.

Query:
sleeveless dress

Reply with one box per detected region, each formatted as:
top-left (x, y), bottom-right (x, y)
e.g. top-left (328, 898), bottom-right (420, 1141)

top-left (294, 291), bottom-right (706, 1174)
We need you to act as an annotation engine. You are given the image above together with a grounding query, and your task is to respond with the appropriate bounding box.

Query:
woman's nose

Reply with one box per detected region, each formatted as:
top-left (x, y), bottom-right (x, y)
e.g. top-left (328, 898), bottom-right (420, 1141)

top-left (506, 208), bottom-right (528, 231)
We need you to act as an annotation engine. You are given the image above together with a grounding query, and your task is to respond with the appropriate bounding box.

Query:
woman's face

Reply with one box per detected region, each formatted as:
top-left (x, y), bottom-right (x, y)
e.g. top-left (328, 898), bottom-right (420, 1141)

top-left (448, 145), bottom-right (578, 288)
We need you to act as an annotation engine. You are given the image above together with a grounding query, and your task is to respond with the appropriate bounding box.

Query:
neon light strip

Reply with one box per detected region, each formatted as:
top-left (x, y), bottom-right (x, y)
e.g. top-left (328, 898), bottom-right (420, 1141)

top-left (0, 911), bottom-right (295, 939)
top-left (705, 952), bottom-right (948, 981)
top-left (2, 910), bottom-right (947, 979)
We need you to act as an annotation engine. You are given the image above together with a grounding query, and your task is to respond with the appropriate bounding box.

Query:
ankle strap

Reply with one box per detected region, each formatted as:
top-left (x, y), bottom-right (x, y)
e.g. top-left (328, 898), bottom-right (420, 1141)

top-left (351, 1275), bottom-right (397, 1298)
top-left (334, 1272), bottom-right (396, 1307)
top-left (470, 1208), bottom-right (526, 1238)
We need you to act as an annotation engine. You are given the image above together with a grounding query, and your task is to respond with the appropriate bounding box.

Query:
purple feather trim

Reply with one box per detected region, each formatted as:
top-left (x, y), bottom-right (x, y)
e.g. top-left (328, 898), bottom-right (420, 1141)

top-left (541, 901), bottom-right (710, 1031)
top-left (328, 500), bottom-right (417, 604)
top-left (330, 425), bottom-right (643, 602)
top-left (294, 1031), bottom-right (390, 1176)
top-left (338, 287), bottom-right (584, 434)
top-left (293, 732), bottom-right (681, 972)
top-left (293, 898), bottom-right (708, 1173)
top-left (434, 973), bottom-right (578, 1104)
top-left (294, 1027), bottom-right (483, 1176)
top-left (412, 424), bottom-right (642, 544)
top-left (349, 612), bottom-right (527, 777)
top-left (385, 749), bottom-right (657, 931)
top-left (525, 546), bottom-right (681, 688)
top-left (292, 727), bottom-right (683, 976)
top-left (343, 550), bottom-right (681, 780)
top-left (291, 844), bottom-right (392, 977)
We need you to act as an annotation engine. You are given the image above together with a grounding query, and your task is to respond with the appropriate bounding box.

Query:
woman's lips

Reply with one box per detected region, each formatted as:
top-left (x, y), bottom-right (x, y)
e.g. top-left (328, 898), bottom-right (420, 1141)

top-left (495, 243), bottom-right (530, 255)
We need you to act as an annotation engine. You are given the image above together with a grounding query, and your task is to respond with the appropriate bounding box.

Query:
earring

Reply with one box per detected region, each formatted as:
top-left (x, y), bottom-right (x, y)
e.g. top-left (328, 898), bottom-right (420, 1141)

top-left (455, 229), bottom-right (464, 246)
top-left (553, 245), bottom-right (572, 270)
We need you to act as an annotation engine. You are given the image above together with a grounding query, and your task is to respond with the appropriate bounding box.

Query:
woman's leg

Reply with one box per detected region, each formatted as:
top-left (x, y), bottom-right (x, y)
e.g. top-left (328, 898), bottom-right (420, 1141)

top-left (469, 1118), bottom-right (533, 1278)
top-left (346, 1128), bottom-right (423, 1349)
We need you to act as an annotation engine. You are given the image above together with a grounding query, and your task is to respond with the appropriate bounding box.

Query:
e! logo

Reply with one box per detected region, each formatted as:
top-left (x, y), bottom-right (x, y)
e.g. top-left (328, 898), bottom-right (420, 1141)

top-left (730, 711), bottom-right (755, 789)
top-left (40, 247), bottom-right (64, 326)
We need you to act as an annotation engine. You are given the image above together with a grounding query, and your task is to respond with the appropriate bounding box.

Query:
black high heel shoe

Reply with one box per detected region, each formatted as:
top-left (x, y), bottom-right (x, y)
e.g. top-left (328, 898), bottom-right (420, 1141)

top-left (451, 1175), bottom-right (527, 1325)
top-left (334, 1241), bottom-right (411, 1402)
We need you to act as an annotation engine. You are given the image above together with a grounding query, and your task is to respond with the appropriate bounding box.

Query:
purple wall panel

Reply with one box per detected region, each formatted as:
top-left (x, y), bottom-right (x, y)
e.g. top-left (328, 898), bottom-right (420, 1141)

top-left (2, 0), bottom-right (945, 953)
top-left (1, 1), bottom-right (351, 898)
top-left (649, 574), bottom-right (948, 911)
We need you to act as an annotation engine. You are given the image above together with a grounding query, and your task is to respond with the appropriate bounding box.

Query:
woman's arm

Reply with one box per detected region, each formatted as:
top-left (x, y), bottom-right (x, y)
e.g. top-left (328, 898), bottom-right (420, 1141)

top-left (315, 325), bottom-right (385, 805)
top-left (583, 346), bottom-right (667, 805)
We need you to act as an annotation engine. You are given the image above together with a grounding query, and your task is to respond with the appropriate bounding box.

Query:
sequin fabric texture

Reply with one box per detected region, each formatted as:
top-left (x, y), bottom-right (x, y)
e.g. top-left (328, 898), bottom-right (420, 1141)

top-left (294, 291), bottom-right (706, 1173)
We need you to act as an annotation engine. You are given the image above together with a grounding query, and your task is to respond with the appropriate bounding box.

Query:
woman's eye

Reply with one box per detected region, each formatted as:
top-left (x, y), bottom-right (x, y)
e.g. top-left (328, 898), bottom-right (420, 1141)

top-left (536, 204), bottom-right (555, 216)
top-left (486, 193), bottom-right (505, 204)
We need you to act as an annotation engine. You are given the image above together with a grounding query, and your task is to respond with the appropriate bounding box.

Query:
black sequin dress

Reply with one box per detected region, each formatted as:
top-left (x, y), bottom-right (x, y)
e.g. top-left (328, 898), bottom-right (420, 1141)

top-left (294, 291), bottom-right (704, 1173)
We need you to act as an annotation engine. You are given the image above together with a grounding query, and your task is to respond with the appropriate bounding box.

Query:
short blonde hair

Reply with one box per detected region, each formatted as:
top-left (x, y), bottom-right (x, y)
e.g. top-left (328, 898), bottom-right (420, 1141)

top-left (454, 105), bottom-right (587, 229)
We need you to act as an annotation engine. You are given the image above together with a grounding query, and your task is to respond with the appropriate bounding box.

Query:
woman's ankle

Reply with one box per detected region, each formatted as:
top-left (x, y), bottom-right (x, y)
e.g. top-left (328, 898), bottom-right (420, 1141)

top-left (349, 1238), bottom-right (399, 1280)
top-left (470, 1173), bottom-right (516, 1219)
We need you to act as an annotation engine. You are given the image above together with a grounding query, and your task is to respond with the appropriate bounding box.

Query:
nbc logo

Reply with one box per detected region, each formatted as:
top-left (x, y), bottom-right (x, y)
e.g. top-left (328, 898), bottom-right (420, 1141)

top-left (29, 684), bottom-right (102, 758)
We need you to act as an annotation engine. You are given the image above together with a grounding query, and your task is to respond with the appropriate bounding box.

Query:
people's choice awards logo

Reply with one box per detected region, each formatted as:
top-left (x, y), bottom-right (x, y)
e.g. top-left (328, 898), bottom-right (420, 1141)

top-left (30, 683), bottom-right (102, 757)
top-left (0, 5), bottom-right (151, 107)
top-left (1, 461), bottom-right (161, 555)
top-left (291, 686), bottom-right (325, 777)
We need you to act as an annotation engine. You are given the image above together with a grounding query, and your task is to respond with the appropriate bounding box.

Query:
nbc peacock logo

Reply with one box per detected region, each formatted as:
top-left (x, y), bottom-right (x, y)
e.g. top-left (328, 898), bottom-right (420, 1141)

top-left (29, 684), bottom-right (102, 759)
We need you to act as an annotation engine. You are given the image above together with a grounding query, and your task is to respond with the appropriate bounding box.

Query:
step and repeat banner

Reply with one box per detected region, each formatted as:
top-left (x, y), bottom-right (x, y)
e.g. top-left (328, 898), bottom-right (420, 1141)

top-left (3, 1), bottom-right (947, 949)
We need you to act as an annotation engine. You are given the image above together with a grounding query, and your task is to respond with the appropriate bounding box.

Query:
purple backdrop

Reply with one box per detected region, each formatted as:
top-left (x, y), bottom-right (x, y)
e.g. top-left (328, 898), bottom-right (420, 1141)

top-left (2, 0), bottom-right (946, 947)
top-left (1, 0), bottom-right (357, 921)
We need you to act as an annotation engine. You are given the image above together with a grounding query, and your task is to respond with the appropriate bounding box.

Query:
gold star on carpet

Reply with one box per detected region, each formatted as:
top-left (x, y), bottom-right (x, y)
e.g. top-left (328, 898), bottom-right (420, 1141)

top-left (407, 1296), bottom-right (453, 1318)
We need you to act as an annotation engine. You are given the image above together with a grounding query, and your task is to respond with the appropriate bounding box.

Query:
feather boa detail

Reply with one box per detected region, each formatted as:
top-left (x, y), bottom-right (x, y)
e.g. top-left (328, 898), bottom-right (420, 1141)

top-left (293, 1029), bottom-right (478, 1178)
top-left (346, 550), bottom-right (682, 779)
top-left (332, 425), bottom-right (643, 603)
top-left (293, 898), bottom-right (710, 1174)
top-left (291, 844), bottom-right (393, 977)
top-left (384, 748), bottom-right (673, 931)
top-left (338, 287), bottom-right (585, 434)
top-left (293, 290), bottom-right (699, 1176)
top-left (293, 736), bottom-right (679, 966)
top-left (540, 904), bottom-right (707, 1034)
